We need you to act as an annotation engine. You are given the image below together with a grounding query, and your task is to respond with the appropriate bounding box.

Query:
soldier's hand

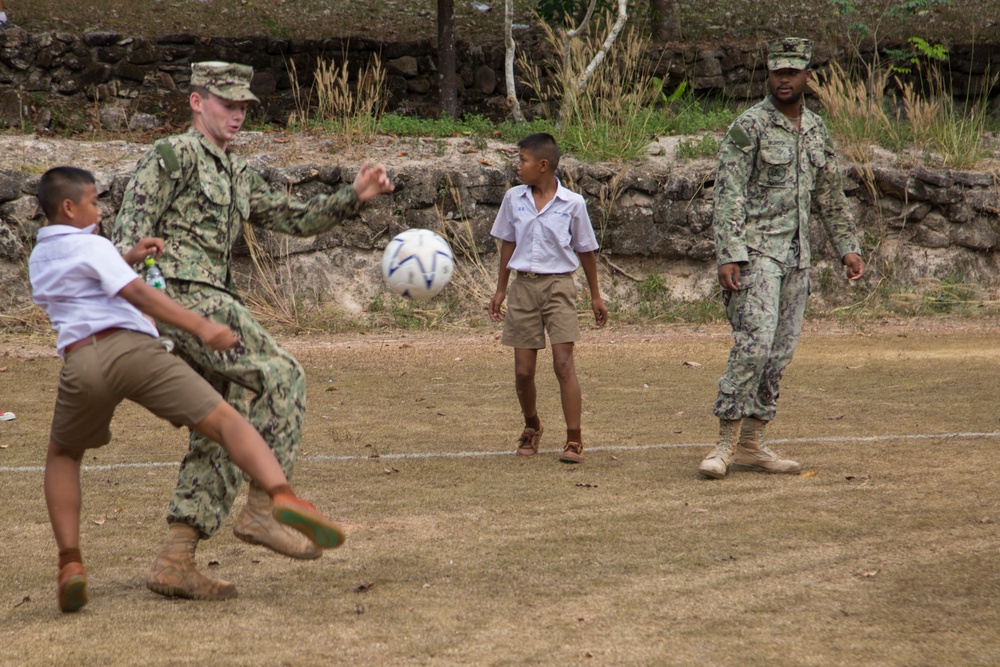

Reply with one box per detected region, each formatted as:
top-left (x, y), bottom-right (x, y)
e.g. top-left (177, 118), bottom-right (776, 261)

top-left (718, 263), bottom-right (742, 291)
top-left (843, 253), bottom-right (865, 281)
top-left (353, 163), bottom-right (394, 202)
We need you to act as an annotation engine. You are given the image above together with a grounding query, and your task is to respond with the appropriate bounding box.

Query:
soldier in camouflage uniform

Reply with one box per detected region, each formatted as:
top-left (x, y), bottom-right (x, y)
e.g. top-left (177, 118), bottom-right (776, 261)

top-left (113, 61), bottom-right (394, 599)
top-left (698, 39), bottom-right (865, 480)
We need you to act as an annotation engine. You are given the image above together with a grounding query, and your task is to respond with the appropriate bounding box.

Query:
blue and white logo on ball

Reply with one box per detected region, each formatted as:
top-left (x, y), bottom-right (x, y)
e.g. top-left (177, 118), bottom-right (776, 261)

top-left (381, 228), bottom-right (455, 300)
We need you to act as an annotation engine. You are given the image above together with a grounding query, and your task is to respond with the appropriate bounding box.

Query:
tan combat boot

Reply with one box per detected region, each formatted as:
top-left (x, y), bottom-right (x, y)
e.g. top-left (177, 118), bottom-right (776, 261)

top-left (147, 523), bottom-right (238, 600)
top-left (233, 483), bottom-right (322, 560)
top-left (732, 417), bottom-right (802, 473)
top-left (698, 418), bottom-right (743, 479)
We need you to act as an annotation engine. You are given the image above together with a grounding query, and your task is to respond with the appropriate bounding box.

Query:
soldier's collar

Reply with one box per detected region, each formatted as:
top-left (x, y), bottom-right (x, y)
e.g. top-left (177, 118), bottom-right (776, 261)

top-left (763, 97), bottom-right (818, 134)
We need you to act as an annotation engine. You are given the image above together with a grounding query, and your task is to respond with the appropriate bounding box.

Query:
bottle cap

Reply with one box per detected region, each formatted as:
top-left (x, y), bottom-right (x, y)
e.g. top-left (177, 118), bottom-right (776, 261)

top-left (145, 256), bottom-right (156, 267)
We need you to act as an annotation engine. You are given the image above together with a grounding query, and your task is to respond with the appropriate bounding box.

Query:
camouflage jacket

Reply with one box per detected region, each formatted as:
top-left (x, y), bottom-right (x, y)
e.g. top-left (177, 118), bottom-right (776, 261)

top-left (712, 96), bottom-right (861, 268)
top-left (112, 127), bottom-right (364, 291)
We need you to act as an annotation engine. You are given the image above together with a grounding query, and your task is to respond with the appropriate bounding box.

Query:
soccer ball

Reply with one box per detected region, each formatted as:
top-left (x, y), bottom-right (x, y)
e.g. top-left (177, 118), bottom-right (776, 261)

top-left (381, 228), bottom-right (455, 300)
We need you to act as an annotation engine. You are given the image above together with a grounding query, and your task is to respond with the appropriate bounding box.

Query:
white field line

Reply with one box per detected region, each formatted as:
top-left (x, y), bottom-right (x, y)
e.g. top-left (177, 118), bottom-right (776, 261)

top-left (2, 431), bottom-right (999, 474)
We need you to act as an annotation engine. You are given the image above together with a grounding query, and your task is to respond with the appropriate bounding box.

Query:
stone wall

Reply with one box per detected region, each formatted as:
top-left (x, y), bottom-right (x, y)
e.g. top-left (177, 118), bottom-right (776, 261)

top-left (1, 26), bottom-right (998, 130)
top-left (1, 144), bottom-right (998, 317)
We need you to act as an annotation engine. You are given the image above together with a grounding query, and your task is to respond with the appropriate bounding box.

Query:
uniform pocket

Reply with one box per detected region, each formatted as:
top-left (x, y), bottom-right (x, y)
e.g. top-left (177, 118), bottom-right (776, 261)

top-left (759, 145), bottom-right (794, 187)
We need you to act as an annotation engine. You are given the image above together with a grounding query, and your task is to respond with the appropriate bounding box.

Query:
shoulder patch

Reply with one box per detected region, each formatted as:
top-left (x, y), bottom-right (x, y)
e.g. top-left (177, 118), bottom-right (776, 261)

top-left (154, 141), bottom-right (182, 178)
top-left (727, 124), bottom-right (753, 151)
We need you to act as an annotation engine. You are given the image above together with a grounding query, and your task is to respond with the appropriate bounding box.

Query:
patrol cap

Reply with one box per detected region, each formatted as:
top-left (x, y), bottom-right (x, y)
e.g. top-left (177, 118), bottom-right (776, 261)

top-left (190, 61), bottom-right (259, 102)
top-left (766, 38), bottom-right (813, 71)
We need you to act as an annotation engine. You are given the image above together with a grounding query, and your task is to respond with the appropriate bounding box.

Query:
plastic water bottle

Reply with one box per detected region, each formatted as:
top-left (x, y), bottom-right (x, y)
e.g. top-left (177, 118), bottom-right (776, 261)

top-left (144, 256), bottom-right (166, 290)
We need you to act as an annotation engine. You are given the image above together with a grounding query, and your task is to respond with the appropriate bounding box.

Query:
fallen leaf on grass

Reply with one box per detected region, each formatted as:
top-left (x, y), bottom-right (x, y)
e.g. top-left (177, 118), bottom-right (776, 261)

top-left (845, 365), bottom-right (864, 370)
top-left (682, 361), bottom-right (702, 368)
top-left (353, 581), bottom-right (376, 592)
top-left (478, 159), bottom-right (492, 166)
top-left (610, 455), bottom-right (620, 461)
top-left (325, 386), bottom-right (337, 392)
top-left (208, 560), bottom-right (220, 567)
top-left (825, 414), bottom-right (845, 420)
top-left (383, 468), bottom-right (399, 474)
top-left (859, 569), bottom-right (880, 578)
top-left (93, 517), bottom-right (106, 525)
top-left (0, 444), bottom-right (10, 449)
top-left (980, 516), bottom-right (994, 524)
top-left (0, 366), bottom-right (7, 372)
top-left (800, 471), bottom-right (818, 478)
top-left (575, 483), bottom-right (598, 488)
top-left (397, 151), bottom-right (408, 157)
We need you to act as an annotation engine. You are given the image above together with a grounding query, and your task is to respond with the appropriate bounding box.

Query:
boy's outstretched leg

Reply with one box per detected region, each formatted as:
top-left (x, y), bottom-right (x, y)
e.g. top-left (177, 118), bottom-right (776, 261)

top-left (552, 343), bottom-right (584, 463)
top-left (44, 441), bottom-right (89, 612)
top-left (513, 348), bottom-right (543, 456)
top-left (197, 401), bottom-right (346, 549)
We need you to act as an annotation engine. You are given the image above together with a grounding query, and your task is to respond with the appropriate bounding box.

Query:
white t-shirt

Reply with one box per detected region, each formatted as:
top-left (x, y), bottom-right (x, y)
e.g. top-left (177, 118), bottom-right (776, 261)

top-left (29, 224), bottom-right (159, 357)
top-left (489, 180), bottom-right (600, 274)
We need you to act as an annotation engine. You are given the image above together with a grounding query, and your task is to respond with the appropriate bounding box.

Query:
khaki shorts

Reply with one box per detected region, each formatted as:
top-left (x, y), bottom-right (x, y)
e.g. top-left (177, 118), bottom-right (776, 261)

top-left (50, 330), bottom-right (222, 449)
top-left (502, 272), bottom-right (580, 349)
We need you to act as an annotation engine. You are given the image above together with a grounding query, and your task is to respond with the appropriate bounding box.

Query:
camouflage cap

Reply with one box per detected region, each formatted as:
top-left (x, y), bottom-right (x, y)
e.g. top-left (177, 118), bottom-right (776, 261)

top-left (190, 61), bottom-right (259, 102)
top-left (766, 38), bottom-right (813, 71)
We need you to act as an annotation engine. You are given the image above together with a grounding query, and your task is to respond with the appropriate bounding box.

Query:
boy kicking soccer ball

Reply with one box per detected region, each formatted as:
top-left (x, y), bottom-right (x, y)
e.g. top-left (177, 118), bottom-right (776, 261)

top-left (30, 167), bottom-right (345, 613)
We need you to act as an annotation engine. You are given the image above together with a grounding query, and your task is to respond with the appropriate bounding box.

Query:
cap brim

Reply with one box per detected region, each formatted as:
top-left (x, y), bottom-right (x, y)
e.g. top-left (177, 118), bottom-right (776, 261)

top-left (205, 86), bottom-right (260, 103)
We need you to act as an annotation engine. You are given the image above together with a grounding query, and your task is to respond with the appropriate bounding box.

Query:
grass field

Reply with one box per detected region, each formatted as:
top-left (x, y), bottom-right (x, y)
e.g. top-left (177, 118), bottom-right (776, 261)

top-left (1, 322), bottom-right (1000, 666)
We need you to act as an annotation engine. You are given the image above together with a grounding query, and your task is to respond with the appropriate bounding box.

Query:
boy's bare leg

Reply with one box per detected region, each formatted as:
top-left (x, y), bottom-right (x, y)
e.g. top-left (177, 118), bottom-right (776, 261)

top-left (44, 441), bottom-right (88, 612)
top-left (551, 343), bottom-right (581, 431)
top-left (513, 348), bottom-right (545, 456)
top-left (194, 402), bottom-right (345, 548)
top-left (552, 342), bottom-right (585, 463)
top-left (45, 441), bottom-right (84, 553)
top-left (192, 401), bottom-right (287, 491)
top-left (513, 348), bottom-right (539, 421)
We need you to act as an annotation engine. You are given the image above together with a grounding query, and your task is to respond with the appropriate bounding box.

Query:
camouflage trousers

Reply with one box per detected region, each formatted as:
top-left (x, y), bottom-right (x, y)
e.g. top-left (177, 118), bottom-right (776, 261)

top-left (714, 254), bottom-right (809, 422)
top-left (158, 281), bottom-right (306, 537)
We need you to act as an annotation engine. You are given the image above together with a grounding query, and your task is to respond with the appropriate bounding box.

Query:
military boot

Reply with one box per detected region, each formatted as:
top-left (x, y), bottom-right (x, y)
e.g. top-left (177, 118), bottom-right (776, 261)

top-left (698, 418), bottom-right (743, 479)
top-left (147, 523), bottom-right (238, 600)
top-left (234, 483), bottom-right (322, 560)
top-left (732, 417), bottom-right (802, 473)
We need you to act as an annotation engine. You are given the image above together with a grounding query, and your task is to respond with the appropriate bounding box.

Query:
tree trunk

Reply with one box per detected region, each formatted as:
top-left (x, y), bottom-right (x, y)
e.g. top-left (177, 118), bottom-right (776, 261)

top-left (504, 0), bottom-right (524, 122)
top-left (438, 0), bottom-right (457, 118)
top-left (651, 0), bottom-right (678, 42)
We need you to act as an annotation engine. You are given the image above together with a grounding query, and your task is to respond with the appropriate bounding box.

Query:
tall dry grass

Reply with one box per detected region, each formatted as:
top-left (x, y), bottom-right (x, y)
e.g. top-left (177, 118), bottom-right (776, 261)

top-left (519, 19), bottom-right (662, 162)
top-left (287, 54), bottom-right (388, 144)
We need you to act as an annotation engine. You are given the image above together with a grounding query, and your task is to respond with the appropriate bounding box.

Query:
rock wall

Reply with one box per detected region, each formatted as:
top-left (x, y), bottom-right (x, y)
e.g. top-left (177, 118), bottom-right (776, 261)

top-left (1, 26), bottom-right (998, 129)
top-left (1, 142), bottom-right (998, 318)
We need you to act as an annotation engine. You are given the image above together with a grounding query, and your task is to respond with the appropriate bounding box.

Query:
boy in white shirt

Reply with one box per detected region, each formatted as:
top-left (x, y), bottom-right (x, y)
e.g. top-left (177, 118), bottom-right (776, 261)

top-left (488, 133), bottom-right (608, 463)
top-left (30, 166), bottom-right (346, 613)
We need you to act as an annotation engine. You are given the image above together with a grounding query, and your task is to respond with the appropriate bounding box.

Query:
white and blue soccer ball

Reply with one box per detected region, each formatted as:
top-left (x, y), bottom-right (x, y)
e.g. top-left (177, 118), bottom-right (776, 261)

top-left (381, 228), bottom-right (455, 300)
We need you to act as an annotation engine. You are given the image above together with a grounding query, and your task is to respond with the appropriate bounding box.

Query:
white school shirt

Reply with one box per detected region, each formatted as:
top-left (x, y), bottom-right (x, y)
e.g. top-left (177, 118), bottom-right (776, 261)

top-left (29, 224), bottom-right (158, 358)
top-left (490, 181), bottom-right (599, 274)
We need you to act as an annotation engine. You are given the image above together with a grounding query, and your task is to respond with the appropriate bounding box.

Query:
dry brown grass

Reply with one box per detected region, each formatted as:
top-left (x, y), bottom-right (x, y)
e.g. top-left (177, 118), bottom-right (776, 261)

top-left (2, 322), bottom-right (1000, 665)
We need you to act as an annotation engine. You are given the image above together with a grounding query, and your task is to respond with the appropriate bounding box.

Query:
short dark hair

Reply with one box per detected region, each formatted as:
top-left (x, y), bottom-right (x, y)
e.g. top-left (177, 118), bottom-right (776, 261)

top-left (517, 133), bottom-right (560, 170)
top-left (38, 166), bottom-right (96, 219)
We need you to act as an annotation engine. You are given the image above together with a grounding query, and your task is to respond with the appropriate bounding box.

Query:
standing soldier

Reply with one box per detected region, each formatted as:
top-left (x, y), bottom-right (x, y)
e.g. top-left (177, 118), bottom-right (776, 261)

top-left (113, 61), bottom-right (394, 599)
top-left (698, 38), bottom-right (865, 480)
